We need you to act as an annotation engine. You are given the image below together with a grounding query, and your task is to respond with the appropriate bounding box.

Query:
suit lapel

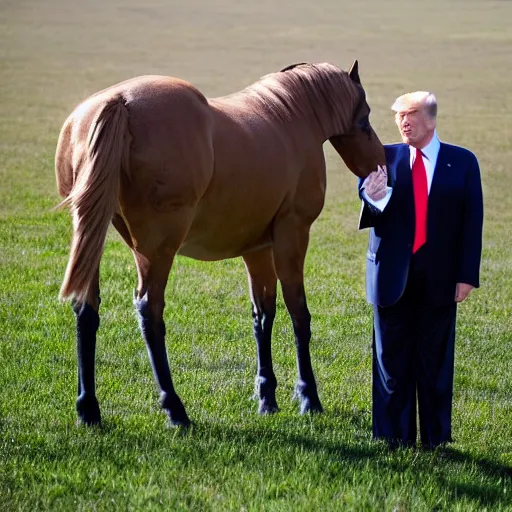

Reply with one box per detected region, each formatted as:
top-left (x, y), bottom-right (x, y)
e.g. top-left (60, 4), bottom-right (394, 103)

top-left (428, 143), bottom-right (448, 207)
top-left (427, 143), bottom-right (451, 238)
top-left (396, 144), bottom-right (415, 236)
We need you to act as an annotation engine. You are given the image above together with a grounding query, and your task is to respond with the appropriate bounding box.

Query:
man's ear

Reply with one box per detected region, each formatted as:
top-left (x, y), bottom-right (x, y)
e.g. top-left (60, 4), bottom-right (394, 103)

top-left (348, 60), bottom-right (360, 84)
top-left (426, 113), bottom-right (437, 131)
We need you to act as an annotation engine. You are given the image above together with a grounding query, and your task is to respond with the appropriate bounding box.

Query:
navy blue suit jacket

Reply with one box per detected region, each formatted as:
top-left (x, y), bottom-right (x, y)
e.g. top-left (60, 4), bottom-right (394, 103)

top-left (359, 142), bottom-right (483, 307)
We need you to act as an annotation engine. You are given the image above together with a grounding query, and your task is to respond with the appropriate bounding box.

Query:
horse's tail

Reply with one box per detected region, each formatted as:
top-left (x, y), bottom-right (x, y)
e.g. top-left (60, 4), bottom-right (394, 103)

top-left (58, 95), bottom-right (131, 302)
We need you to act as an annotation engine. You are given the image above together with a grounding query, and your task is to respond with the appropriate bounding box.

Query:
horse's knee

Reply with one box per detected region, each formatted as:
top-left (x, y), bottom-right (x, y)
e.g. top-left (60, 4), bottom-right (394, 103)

top-left (134, 291), bottom-right (164, 319)
top-left (73, 299), bottom-right (100, 332)
top-left (133, 290), bottom-right (150, 316)
top-left (134, 291), bottom-right (166, 338)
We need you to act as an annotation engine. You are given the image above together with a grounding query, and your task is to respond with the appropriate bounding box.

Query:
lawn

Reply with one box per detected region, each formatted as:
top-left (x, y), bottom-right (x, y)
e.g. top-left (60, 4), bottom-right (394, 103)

top-left (0, 0), bottom-right (511, 510)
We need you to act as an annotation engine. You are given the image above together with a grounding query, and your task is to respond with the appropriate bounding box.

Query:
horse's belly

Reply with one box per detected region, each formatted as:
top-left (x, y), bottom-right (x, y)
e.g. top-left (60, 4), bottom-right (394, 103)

top-left (177, 175), bottom-right (282, 260)
top-left (177, 228), bottom-right (273, 261)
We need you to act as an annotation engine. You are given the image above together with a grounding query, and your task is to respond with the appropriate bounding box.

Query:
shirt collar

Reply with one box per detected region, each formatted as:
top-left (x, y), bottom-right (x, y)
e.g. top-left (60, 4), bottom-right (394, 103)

top-left (409, 130), bottom-right (441, 163)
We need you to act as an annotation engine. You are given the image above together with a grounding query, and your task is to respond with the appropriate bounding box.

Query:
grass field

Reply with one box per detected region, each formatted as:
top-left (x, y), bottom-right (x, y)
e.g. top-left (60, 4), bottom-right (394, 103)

top-left (1, 0), bottom-right (511, 510)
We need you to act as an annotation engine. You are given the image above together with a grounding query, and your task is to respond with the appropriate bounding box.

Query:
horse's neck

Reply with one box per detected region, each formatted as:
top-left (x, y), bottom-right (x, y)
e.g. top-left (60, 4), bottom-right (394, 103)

top-left (213, 89), bottom-right (345, 143)
top-left (211, 94), bottom-right (310, 137)
top-left (282, 79), bottom-right (356, 141)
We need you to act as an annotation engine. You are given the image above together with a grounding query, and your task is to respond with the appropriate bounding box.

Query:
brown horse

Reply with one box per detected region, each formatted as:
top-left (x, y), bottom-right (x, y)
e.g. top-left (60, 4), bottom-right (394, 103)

top-left (55, 60), bottom-right (385, 427)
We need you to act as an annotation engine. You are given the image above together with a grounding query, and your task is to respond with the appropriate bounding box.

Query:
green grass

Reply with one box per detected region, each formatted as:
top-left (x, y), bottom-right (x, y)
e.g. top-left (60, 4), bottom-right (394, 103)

top-left (1, 0), bottom-right (511, 510)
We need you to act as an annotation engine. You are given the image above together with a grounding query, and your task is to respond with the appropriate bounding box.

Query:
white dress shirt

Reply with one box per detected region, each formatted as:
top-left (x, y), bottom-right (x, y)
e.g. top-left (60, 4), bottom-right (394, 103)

top-left (362, 130), bottom-right (441, 211)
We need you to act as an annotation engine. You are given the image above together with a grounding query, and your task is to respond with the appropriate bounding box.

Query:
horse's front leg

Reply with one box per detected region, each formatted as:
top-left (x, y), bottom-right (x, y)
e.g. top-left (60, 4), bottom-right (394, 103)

top-left (74, 270), bottom-right (102, 425)
top-left (281, 282), bottom-right (323, 414)
top-left (133, 253), bottom-right (190, 427)
top-left (273, 218), bottom-right (323, 414)
top-left (243, 247), bottom-right (278, 414)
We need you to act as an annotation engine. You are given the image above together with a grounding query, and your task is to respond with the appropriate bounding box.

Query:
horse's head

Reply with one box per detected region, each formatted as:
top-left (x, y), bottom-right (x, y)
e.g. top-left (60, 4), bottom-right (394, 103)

top-left (329, 61), bottom-right (386, 179)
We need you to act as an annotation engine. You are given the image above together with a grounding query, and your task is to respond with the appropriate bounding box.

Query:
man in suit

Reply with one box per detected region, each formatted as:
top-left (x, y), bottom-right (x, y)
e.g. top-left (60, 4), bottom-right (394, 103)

top-left (359, 91), bottom-right (483, 449)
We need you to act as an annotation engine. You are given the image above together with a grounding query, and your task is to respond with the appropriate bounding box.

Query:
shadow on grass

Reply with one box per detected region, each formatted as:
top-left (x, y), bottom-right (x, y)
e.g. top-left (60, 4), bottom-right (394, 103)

top-left (187, 417), bottom-right (510, 508)
top-left (2, 408), bottom-right (510, 508)
top-left (140, 410), bottom-right (511, 507)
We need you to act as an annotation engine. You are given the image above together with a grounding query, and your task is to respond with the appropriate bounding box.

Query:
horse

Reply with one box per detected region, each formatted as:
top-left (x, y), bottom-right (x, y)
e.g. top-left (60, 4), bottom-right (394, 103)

top-left (55, 60), bottom-right (386, 427)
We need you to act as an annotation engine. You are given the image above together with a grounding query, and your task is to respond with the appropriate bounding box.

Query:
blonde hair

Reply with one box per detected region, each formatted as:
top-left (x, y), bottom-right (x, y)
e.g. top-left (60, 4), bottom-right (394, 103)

top-left (391, 91), bottom-right (437, 119)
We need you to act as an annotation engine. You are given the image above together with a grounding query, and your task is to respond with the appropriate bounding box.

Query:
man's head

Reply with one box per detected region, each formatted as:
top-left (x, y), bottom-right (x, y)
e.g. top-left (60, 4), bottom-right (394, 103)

top-left (392, 91), bottom-right (437, 149)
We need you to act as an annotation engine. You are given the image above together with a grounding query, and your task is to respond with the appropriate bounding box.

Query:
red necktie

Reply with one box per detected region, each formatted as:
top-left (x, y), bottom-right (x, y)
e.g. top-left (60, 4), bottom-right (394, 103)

top-left (412, 148), bottom-right (428, 253)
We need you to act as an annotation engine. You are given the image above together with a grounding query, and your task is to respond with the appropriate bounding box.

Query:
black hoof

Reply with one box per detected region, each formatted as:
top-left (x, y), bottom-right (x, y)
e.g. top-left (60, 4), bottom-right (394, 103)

top-left (298, 396), bottom-right (323, 415)
top-left (293, 382), bottom-right (323, 415)
top-left (76, 394), bottom-right (102, 426)
top-left (161, 393), bottom-right (190, 428)
top-left (254, 376), bottom-right (278, 414)
top-left (166, 413), bottom-right (192, 429)
top-left (258, 397), bottom-right (279, 415)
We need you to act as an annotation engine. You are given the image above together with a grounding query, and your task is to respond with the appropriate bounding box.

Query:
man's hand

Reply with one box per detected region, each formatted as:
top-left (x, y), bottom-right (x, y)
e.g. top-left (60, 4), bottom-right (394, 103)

top-left (362, 165), bottom-right (388, 201)
top-left (455, 283), bottom-right (474, 303)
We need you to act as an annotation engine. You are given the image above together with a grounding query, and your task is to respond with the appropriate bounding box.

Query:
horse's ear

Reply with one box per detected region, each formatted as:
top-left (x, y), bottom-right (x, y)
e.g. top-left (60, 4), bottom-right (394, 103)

top-left (348, 60), bottom-right (361, 84)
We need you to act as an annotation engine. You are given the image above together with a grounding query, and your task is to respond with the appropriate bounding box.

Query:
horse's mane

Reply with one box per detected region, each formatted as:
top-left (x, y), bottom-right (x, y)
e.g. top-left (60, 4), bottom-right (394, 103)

top-left (219, 63), bottom-right (361, 135)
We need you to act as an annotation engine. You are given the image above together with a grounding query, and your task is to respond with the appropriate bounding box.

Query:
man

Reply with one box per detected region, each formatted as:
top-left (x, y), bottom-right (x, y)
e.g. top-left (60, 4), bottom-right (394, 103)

top-left (358, 91), bottom-right (483, 449)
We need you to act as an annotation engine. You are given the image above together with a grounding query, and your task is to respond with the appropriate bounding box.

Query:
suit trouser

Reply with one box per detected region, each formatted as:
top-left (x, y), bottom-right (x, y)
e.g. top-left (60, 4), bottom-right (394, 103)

top-left (372, 246), bottom-right (457, 447)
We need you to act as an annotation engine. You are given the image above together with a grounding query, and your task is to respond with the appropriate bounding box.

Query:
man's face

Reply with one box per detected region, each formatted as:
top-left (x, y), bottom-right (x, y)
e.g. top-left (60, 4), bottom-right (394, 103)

top-left (395, 104), bottom-right (436, 149)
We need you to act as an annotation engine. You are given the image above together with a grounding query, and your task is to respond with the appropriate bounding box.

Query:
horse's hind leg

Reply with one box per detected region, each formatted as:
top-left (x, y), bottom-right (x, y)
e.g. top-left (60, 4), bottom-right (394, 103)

top-left (243, 247), bottom-right (278, 414)
top-left (133, 251), bottom-right (190, 427)
top-left (74, 268), bottom-right (102, 425)
top-left (272, 217), bottom-right (323, 415)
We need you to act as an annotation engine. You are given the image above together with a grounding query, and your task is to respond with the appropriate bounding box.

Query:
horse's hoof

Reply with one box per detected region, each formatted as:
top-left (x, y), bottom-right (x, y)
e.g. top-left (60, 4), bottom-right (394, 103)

top-left (161, 395), bottom-right (191, 428)
top-left (255, 375), bottom-right (279, 414)
top-left (76, 394), bottom-right (102, 426)
top-left (299, 397), bottom-right (323, 415)
top-left (166, 410), bottom-right (192, 428)
top-left (258, 398), bottom-right (279, 415)
top-left (293, 382), bottom-right (323, 415)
